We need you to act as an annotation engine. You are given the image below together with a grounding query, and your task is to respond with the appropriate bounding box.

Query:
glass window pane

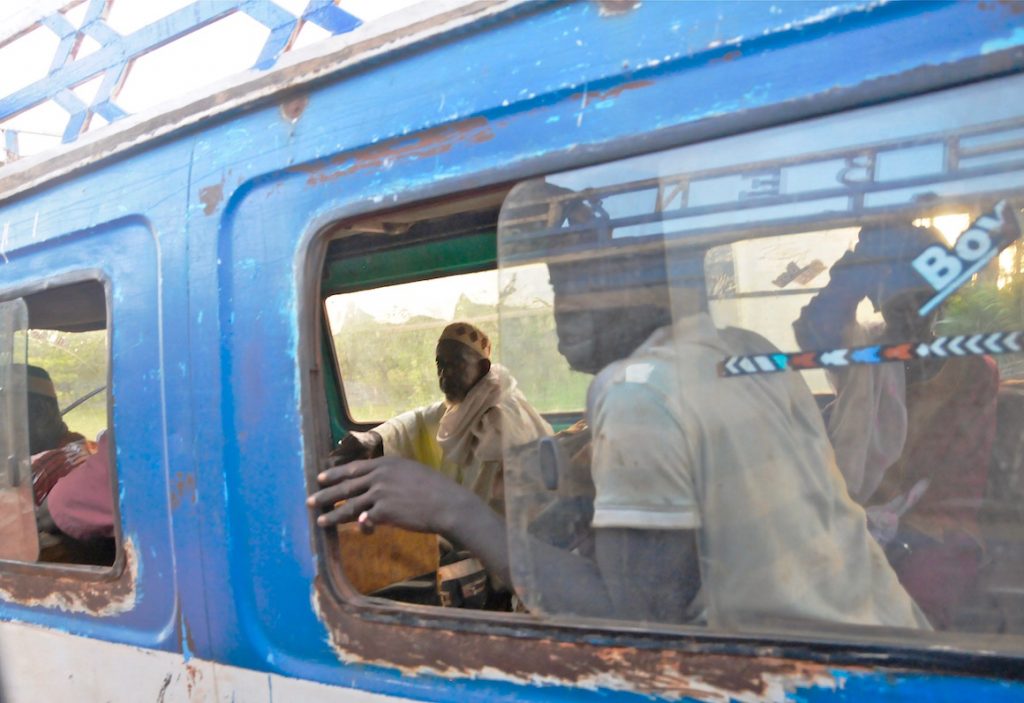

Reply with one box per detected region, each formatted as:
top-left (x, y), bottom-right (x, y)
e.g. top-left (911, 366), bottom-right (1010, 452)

top-left (10, 281), bottom-right (115, 567)
top-left (497, 76), bottom-right (1024, 643)
top-left (27, 329), bottom-right (107, 441)
top-left (0, 298), bottom-right (38, 562)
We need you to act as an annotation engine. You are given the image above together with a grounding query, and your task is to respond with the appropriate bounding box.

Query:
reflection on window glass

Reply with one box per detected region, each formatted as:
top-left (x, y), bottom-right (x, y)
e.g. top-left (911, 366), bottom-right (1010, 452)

top-left (492, 77), bottom-right (1024, 643)
top-left (323, 264), bottom-right (571, 607)
top-left (0, 300), bottom-right (37, 562)
top-left (705, 227), bottom-right (878, 394)
top-left (314, 77), bottom-right (1024, 645)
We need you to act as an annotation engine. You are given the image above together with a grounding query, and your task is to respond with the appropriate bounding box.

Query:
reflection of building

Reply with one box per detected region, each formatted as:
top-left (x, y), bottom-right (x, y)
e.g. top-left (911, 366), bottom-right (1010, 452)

top-left (705, 228), bottom-right (864, 393)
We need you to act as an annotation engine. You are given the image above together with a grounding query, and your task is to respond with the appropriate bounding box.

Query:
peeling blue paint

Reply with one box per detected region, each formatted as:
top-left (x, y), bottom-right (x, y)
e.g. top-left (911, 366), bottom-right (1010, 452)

top-left (795, 670), bottom-right (1021, 702)
top-left (982, 27), bottom-right (1024, 55)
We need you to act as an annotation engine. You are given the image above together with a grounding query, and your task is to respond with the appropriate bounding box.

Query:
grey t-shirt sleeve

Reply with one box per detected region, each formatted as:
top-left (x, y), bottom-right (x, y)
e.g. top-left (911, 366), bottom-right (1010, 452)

top-left (589, 378), bottom-right (700, 530)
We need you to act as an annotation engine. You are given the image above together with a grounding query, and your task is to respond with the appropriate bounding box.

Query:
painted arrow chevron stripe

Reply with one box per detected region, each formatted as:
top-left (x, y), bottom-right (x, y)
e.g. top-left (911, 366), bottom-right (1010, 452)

top-left (720, 330), bottom-right (1024, 377)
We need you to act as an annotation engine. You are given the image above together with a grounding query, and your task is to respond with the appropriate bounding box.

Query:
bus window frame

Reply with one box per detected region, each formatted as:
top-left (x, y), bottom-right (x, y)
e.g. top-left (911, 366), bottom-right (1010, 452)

top-left (296, 108), bottom-right (1024, 687)
top-left (0, 270), bottom-right (124, 583)
top-left (302, 210), bottom-right (1024, 682)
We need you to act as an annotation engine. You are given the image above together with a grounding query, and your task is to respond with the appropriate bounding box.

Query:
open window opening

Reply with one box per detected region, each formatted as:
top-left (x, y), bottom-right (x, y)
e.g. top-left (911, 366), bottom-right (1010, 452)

top-left (1, 279), bottom-right (115, 569)
top-left (318, 188), bottom-right (586, 607)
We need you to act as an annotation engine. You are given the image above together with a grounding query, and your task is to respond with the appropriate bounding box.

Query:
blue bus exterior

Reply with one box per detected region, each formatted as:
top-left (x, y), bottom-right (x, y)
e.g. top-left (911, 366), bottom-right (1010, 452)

top-left (1, 1), bottom-right (1024, 700)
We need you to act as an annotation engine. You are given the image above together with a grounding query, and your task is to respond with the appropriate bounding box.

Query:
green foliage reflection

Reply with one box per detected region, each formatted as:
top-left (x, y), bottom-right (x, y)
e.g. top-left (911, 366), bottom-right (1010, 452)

top-left (333, 294), bottom-right (588, 423)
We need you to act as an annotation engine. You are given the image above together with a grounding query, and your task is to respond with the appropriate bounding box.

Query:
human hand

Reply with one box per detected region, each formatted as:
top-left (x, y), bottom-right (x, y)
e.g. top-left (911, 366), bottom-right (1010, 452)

top-left (307, 456), bottom-right (469, 534)
top-left (329, 430), bottom-right (383, 465)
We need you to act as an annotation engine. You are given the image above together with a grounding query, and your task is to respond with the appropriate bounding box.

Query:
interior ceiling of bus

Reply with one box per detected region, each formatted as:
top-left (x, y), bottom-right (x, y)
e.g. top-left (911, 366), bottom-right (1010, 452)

top-left (25, 280), bottom-right (105, 332)
top-left (324, 187), bottom-right (510, 260)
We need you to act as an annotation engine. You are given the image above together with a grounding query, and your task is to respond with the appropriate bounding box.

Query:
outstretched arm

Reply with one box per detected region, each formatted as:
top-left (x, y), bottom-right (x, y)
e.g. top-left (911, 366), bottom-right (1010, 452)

top-left (308, 456), bottom-right (699, 622)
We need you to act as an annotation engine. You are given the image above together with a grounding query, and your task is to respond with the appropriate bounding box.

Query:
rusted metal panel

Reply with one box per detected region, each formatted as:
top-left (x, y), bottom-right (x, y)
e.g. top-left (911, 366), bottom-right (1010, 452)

top-left (0, 539), bottom-right (135, 616)
top-left (312, 576), bottom-right (851, 701)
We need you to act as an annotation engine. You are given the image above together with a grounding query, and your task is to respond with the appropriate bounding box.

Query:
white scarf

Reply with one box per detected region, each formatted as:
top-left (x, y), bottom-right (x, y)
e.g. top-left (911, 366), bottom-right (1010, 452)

top-left (436, 365), bottom-right (552, 508)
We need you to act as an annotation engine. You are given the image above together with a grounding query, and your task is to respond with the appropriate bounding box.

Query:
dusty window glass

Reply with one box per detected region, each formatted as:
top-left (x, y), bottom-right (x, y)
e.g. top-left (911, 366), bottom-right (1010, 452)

top-left (325, 270), bottom-right (502, 423)
top-left (497, 75), bottom-right (1024, 643)
top-left (2, 281), bottom-right (115, 567)
top-left (27, 329), bottom-right (107, 441)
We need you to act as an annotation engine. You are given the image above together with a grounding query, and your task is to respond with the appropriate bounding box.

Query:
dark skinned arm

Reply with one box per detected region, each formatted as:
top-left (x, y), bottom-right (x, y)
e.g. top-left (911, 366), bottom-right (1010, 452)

top-left (792, 225), bottom-right (903, 352)
top-left (330, 430), bottom-right (383, 465)
top-left (308, 456), bottom-right (700, 622)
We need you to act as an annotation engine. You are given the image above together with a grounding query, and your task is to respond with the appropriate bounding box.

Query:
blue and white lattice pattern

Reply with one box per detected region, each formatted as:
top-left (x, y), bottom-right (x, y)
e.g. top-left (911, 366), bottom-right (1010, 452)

top-left (0, 0), bottom-right (387, 164)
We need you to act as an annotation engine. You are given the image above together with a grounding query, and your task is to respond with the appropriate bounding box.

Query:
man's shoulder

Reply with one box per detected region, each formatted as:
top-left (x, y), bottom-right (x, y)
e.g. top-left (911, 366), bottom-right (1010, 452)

top-left (589, 350), bottom-right (685, 430)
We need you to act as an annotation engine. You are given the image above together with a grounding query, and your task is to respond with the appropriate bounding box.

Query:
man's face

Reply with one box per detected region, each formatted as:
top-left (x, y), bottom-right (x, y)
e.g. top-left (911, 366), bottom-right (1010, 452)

top-left (436, 339), bottom-right (487, 403)
top-left (549, 262), bottom-right (671, 375)
top-left (549, 263), bottom-right (605, 374)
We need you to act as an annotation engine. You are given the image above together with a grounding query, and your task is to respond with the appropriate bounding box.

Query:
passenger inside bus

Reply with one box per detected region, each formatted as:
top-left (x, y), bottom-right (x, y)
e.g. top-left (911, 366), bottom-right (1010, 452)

top-left (793, 206), bottom-right (1021, 628)
top-left (331, 321), bottom-right (550, 518)
top-left (26, 364), bottom-right (95, 504)
top-left (328, 321), bottom-right (550, 606)
top-left (310, 192), bottom-right (930, 630)
top-left (26, 363), bottom-right (115, 564)
top-left (42, 432), bottom-right (114, 543)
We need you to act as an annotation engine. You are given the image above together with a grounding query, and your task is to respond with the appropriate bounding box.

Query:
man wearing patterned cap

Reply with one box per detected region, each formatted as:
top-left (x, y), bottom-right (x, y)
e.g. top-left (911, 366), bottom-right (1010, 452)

top-left (333, 321), bottom-right (551, 516)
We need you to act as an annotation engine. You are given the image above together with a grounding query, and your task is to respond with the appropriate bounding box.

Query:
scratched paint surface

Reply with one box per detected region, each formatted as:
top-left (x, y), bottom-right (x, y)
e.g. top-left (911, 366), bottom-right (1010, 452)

top-left (0, 0), bottom-right (1023, 701)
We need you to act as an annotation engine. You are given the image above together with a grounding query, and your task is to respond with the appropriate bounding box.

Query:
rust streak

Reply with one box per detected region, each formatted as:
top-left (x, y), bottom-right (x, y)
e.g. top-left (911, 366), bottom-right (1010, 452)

top-left (288, 117), bottom-right (495, 187)
top-left (170, 472), bottom-right (196, 511)
top-left (280, 94), bottom-right (309, 122)
top-left (978, 1), bottom-right (1024, 14)
top-left (0, 538), bottom-right (136, 615)
top-left (571, 79), bottom-right (655, 109)
top-left (597, 0), bottom-right (641, 17)
top-left (312, 577), bottom-right (849, 700)
top-left (184, 662), bottom-right (203, 697)
top-left (999, 0), bottom-right (1024, 15)
top-left (199, 183), bottom-right (224, 216)
top-left (711, 50), bottom-right (742, 64)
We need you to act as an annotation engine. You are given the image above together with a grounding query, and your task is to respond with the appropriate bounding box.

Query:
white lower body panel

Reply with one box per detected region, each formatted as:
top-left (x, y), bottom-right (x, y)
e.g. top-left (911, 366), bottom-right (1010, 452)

top-left (0, 620), bottom-right (411, 702)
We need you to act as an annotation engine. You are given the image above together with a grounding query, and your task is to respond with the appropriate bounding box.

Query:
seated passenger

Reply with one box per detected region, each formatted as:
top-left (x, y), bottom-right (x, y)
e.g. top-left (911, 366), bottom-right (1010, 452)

top-left (311, 217), bottom-right (928, 630)
top-left (44, 431), bottom-right (115, 543)
top-left (792, 229), bottom-right (913, 507)
top-left (24, 364), bottom-right (96, 505)
top-left (794, 209), bottom-right (1018, 628)
top-left (332, 321), bottom-right (551, 516)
